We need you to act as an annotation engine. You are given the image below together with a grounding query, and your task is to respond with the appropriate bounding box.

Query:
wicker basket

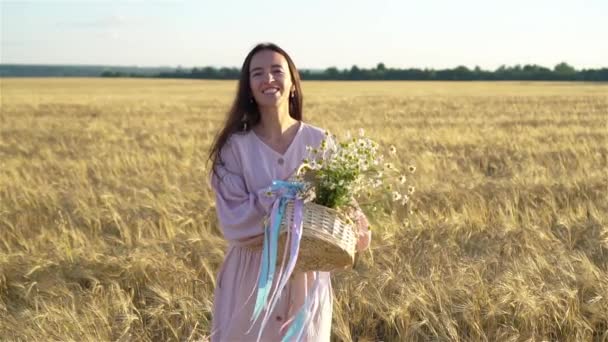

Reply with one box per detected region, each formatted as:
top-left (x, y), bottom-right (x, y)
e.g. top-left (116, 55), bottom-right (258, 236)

top-left (274, 200), bottom-right (357, 272)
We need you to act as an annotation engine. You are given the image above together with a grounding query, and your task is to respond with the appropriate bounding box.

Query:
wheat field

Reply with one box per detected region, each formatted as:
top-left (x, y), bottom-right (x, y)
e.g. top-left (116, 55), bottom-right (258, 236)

top-left (0, 78), bottom-right (607, 341)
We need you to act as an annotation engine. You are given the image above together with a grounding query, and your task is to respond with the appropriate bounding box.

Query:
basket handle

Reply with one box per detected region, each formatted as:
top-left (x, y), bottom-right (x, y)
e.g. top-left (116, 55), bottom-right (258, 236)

top-left (295, 163), bottom-right (311, 176)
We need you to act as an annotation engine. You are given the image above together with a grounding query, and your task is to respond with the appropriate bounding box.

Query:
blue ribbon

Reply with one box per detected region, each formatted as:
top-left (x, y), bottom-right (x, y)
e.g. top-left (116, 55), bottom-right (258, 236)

top-left (251, 180), bottom-right (306, 341)
top-left (282, 274), bottom-right (321, 341)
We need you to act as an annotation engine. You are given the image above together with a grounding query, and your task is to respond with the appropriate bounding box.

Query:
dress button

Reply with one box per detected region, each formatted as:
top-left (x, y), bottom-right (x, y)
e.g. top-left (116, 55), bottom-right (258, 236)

top-left (278, 158), bottom-right (284, 165)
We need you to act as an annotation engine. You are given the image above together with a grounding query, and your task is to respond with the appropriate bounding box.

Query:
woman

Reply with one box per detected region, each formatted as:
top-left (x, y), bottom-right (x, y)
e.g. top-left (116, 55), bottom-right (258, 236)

top-left (207, 42), bottom-right (371, 341)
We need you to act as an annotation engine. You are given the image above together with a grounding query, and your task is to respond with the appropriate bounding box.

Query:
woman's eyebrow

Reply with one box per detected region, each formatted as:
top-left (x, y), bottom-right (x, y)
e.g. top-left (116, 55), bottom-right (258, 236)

top-left (250, 64), bottom-right (284, 73)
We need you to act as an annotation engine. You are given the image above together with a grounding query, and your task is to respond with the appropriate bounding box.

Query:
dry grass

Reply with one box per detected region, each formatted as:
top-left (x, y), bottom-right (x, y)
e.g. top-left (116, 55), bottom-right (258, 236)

top-left (0, 78), bottom-right (607, 341)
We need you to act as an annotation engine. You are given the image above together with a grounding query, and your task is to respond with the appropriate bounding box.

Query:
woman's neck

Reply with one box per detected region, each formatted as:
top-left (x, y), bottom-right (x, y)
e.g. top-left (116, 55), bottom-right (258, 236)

top-left (255, 106), bottom-right (299, 142)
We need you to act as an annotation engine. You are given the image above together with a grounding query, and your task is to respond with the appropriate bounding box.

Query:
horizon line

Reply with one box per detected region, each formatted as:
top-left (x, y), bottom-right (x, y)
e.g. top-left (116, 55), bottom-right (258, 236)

top-left (2, 62), bottom-right (607, 71)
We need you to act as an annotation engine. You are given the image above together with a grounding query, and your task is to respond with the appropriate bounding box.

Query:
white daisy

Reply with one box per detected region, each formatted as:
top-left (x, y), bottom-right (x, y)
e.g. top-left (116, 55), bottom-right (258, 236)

top-left (392, 191), bottom-right (402, 201)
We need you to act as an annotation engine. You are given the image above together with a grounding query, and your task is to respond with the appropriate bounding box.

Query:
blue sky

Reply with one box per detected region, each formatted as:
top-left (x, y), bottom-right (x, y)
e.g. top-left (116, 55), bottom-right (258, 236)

top-left (1, 0), bottom-right (606, 70)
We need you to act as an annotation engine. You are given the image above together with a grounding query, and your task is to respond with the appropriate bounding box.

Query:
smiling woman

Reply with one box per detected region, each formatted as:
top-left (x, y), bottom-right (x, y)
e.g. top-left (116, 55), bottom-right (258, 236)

top-left (206, 43), bottom-right (371, 341)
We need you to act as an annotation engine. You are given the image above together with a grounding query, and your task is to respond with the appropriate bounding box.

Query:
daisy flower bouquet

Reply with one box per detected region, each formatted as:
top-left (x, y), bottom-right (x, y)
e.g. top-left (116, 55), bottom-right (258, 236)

top-left (293, 128), bottom-right (416, 217)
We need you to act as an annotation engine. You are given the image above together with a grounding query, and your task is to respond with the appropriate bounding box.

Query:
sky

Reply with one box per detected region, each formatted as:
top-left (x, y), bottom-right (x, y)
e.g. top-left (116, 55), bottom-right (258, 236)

top-left (1, 0), bottom-right (607, 70)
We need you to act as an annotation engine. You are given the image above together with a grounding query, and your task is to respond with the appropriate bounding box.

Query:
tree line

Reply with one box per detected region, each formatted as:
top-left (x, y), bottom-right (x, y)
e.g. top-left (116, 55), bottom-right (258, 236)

top-left (144, 62), bottom-right (608, 81)
top-left (1, 62), bottom-right (606, 81)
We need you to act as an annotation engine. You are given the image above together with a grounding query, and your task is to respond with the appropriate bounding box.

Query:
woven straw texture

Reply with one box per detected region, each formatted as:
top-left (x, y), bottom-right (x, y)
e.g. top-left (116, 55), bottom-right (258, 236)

top-left (275, 201), bottom-right (357, 272)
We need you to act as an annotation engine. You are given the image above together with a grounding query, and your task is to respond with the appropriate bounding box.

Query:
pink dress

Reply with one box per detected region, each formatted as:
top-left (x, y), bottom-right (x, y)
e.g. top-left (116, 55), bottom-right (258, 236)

top-left (209, 121), bottom-right (370, 341)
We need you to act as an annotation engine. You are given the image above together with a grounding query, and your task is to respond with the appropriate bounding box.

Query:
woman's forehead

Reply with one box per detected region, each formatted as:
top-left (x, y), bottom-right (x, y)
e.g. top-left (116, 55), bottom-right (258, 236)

top-left (249, 50), bottom-right (288, 70)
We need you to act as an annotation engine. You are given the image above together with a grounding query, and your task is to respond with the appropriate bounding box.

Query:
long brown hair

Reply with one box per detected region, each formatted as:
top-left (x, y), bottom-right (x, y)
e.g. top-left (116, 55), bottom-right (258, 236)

top-left (207, 43), bottom-right (304, 179)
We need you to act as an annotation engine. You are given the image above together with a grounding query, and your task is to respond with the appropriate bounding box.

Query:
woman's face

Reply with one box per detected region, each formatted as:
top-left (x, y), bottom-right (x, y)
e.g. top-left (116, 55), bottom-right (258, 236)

top-left (249, 49), bottom-right (294, 109)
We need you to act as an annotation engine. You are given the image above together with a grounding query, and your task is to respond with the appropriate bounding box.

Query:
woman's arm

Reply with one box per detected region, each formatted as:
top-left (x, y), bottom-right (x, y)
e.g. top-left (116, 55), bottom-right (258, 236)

top-left (210, 140), bottom-right (276, 240)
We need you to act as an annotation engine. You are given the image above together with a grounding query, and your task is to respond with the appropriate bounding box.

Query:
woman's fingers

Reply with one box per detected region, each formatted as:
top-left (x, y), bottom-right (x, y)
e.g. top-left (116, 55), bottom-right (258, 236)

top-left (353, 210), bottom-right (369, 230)
top-left (356, 229), bottom-right (371, 252)
top-left (353, 210), bottom-right (371, 252)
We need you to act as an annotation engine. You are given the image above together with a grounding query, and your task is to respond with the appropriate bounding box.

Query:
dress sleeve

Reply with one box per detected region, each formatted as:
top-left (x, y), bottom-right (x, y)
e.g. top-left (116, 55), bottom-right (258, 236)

top-left (210, 139), bottom-right (276, 240)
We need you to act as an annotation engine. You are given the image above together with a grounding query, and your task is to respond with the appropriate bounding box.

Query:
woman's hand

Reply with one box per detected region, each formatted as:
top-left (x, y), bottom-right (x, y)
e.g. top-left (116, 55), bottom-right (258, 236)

top-left (353, 208), bottom-right (371, 252)
top-left (347, 197), bottom-right (371, 252)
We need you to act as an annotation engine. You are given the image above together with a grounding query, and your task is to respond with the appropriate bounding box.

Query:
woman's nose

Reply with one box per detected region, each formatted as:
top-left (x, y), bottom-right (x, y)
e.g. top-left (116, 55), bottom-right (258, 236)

top-left (261, 72), bottom-right (275, 83)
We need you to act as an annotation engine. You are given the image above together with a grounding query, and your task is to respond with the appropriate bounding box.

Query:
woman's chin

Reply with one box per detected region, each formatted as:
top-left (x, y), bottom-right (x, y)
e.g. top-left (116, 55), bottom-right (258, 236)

top-left (256, 98), bottom-right (286, 109)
